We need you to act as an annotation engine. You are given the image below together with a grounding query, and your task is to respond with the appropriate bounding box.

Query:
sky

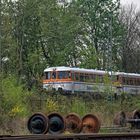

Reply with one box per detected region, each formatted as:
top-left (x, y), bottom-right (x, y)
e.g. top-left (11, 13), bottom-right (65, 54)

top-left (120, 0), bottom-right (140, 9)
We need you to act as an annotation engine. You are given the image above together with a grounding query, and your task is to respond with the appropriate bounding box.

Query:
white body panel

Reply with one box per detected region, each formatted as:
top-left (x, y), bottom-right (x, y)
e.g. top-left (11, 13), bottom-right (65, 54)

top-left (43, 81), bottom-right (117, 94)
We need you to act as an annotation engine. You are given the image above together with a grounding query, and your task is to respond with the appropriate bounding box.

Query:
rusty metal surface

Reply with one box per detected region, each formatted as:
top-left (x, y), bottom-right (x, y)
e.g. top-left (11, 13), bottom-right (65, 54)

top-left (1, 133), bottom-right (140, 140)
top-left (127, 110), bottom-right (140, 129)
top-left (113, 111), bottom-right (126, 127)
top-left (113, 110), bottom-right (140, 129)
top-left (65, 113), bottom-right (82, 133)
top-left (81, 114), bottom-right (101, 133)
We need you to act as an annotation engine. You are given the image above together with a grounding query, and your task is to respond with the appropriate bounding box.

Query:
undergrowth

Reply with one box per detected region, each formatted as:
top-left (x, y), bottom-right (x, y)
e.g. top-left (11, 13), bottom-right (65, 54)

top-left (0, 75), bottom-right (140, 134)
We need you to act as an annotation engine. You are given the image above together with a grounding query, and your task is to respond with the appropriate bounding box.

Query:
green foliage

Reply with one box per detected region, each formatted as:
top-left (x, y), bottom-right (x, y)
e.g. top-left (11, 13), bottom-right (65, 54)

top-left (1, 0), bottom-right (139, 90)
top-left (76, 0), bottom-right (123, 70)
top-left (70, 97), bottom-right (86, 116)
top-left (1, 75), bottom-right (30, 118)
top-left (45, 96), bottom-right (59, 113)
top-left (0, 0), bottom-right (140, 135)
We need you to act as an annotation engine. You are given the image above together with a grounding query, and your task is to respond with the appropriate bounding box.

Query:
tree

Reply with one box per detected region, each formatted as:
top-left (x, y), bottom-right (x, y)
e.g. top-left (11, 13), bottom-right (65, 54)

top-left (39, 0), bottom-right (84, 67)
top-left (76, 0), bottom-right (123, 71)
top-left (119, 4), bottom-right (140, 73)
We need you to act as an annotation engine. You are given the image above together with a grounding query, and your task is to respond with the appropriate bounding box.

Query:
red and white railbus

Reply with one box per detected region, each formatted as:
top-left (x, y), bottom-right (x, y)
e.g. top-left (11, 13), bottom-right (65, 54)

top-left (43, 66), bottom-right (140, 95)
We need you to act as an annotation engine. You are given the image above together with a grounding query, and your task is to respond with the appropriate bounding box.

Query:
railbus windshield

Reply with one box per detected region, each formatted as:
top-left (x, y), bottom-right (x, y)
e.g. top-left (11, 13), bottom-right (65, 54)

top-left (43, 71), bottom-right (71, 81)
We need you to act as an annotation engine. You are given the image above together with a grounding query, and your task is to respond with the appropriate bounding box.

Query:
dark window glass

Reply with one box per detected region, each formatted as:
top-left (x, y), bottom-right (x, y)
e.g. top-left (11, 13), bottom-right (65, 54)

top-left (75, 73), bottom-right (79, 80)
top-left (98, 75), bottom-right (103, 83)
top-left (92, 75), bottom-right (96, 82)
top-left (85, 74), bottom-right (89, 82)
top-left (112, 75), bottom-right (117, 81)
top-left (45, 72), bottom-right (51, 79)
top-left (130, 79), bottom-right (133, 85)
top-left (58, 71), bottom-right (70, 79)
top-left (80, 73), bottom-right (84, 82)
top-left (52, 71), bottom-right (56, 79)
top-left (71, 72), bottom-right (75, 80)
top-left (68, 71), bottom-right (71, 78)
top-left (127, 79), bottom-right (129, 85)
top-left (58, 71), bottom-right (64, 79)
top-left (123, 78), bottom-right (125, 84)
top-left (138, 80), bottom-right (140, 85)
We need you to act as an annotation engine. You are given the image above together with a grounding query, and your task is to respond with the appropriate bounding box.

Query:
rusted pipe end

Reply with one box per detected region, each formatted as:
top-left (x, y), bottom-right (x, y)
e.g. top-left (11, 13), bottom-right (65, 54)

top-left (27, 112), bottom-right (48, 134)
top-left (65, 113), bottom-right (82, 133)
top-left (81, 114), bottom-right (100, 133)
top-left (48, 112), bottom-right (65, 134)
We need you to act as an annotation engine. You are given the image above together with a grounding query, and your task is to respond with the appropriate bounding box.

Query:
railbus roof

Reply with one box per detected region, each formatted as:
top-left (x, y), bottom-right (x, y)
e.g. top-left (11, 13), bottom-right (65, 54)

top-left (44, 66), bottom-right (140, 77)
top-left (44, 66), bottom-right (106, 74)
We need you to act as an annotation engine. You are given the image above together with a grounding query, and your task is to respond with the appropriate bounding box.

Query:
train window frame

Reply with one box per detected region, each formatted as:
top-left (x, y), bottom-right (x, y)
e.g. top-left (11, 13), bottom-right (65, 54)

top-left (138, 79), bottom-right (140, 85)
top-left (71, 72), bottom-right (75, 80)
top-left (44, 72), bottom-right (51, 79)
top-left (58, 71), bottom-right (65, 79)
top-left (89, 74), bottom-right (94, 82)
top-left (51, 71), bottom-right (56, 79)
top-left (126, 77), bottom-right (129, 85)
top-left (92, 74), bottom-right (96, 82)
top-left (68, 71), bottom-right (71, 79)
top-left (80, 73), bottom-right (85, 82)
top-left (85, 73), bottom-right (90, 82)
top-left (111, 75), bottom-right (117, 82)
top-left (99, 75), bottom-right (103, 83)
top-left (75, 73), bottom-right (79, 81)
top-left (58, 71), bottom-right (71, 79)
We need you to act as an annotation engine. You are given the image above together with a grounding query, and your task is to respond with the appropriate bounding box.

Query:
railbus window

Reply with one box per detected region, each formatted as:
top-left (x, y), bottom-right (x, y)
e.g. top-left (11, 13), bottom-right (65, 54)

top-left (58, 71), bottom-right (70, 79)
top-left (112, 75), bottom-right (117, 82)
top-left (80, 73), bottom-right (84, 82)
top-left (122, 77), bottom-right (125, 84)
top-left (75, 73), bottom-right (79, 81)
top-left (138, 79), bottom-right (140, 85)
top-left (52, 71), bottom-right (56, 79)
top-left (45, 72), bottom-right (51, 79)
top-left (99, 75), bottom-right (103, 83)
top-left (126, 78), bottom-right (130, 85)
top-left (136, 78), bottom-right (138, 85)
top-left (58, 71), bottom-right (66, 79)
top-left (89, 74), bottom-right (93, 82)
top-left (92, 74), bottom-right (96, 82)
top-left (95, 75), bottom-right (100, 83)
top-left (137, 79), bottom-right (140, 85)
top-left (85, 73), bottom-right (89, 82)
top-left (68, 71), bottom-right (71, 79)
top-left (130, 79), bottom-right (133, 85)
top-left (117, 76), bottom-right (119, 81)
top-left (136, 79), bottom-right (139, 85)
top-left (71, 72), bottom-right (75, 80)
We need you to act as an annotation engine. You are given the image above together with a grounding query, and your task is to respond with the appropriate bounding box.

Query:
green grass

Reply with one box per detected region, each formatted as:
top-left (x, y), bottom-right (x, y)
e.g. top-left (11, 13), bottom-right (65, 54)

top-left (1, 76), bottom-right (140, 135)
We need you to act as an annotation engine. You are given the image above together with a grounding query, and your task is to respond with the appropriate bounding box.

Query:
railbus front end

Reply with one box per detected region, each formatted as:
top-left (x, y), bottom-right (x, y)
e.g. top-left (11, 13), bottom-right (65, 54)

top-left (42, 66), bottom-right (110, 95)
top-left (43, 67), bottom-right (74, 94)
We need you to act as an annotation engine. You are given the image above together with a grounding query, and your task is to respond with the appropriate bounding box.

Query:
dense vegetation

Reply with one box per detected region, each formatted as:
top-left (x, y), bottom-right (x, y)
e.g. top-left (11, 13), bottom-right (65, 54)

top-left (0, 0), bottom-right (140, 134)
